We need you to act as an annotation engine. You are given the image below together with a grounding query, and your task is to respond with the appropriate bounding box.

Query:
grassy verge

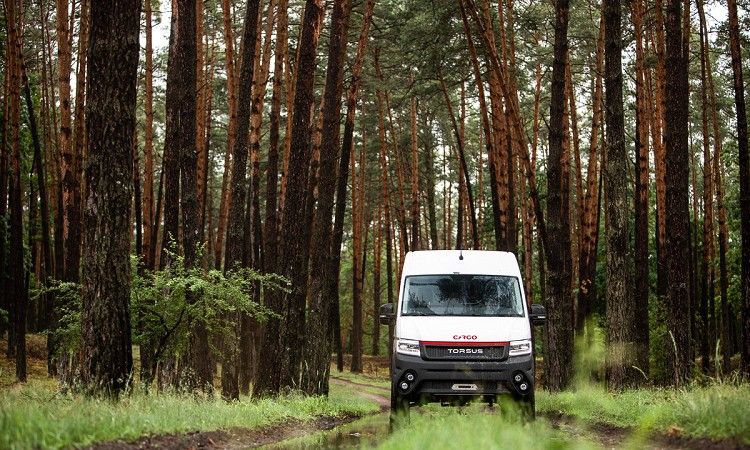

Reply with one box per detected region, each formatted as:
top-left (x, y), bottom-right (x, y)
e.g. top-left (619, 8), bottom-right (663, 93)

top-left (376, 405), bottom-right (599, 450)
top-left (537, 382), bottom-right (750, 443)
top-left (329, 366), bottom-right (390, 389)
top-left (0, 376), bottom-right (379, 450)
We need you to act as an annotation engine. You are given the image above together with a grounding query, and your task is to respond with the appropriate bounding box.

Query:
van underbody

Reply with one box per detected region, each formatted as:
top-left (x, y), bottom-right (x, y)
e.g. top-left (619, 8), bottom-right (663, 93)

top-left (391, 348), bottom-right (535, 414)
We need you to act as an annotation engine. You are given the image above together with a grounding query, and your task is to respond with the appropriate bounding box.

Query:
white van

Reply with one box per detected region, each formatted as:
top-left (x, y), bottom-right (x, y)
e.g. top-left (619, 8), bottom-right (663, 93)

top-left (379, 250), bottom-right (546, 419)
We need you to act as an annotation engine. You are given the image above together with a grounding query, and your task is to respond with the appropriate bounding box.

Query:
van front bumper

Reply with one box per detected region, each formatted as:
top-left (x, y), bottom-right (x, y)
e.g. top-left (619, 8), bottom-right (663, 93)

top-left (392, 352), bottom-right (534, 403)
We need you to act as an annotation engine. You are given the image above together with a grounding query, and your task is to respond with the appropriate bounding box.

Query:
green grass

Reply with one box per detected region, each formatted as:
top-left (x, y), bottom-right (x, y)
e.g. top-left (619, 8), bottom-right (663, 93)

top-left (0, 378), bottom-right (380, 450)
top-left (329, 365), bottom-right (390, 389)
top-left (375, 406), bottom-right (600, 450)
top-left (537, 382), bottom-right (750, 443)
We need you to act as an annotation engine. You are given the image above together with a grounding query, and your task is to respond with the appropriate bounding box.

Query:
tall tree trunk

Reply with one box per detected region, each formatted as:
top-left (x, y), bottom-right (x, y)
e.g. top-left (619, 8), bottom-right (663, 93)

top-left (0, 58), bottom-right (10, 350)
top-left (5, 0), bottom-right (27, 381)
top-left (545, 0), bottom-right (573, 392)
top-left (664, 0), bottom-right (692, 386)
top-left (372, 203), bottom-right (382, 355)
top-left (351, 132), bottom-right (366, 373)
top-left (222, 0), bottom-right (262, 401)
top-left (726, 0), bottom-right (750, 377)
top-left (256, 0), bottom-right (325, 396)
top-left (72, 0), bottom-right (89, 277)
top-left (703, 11), bottom-right (731, 373)
top-left (459, 0), bottom-right (498, 253)
top-left (57, 0), bottom-right (80, 284)
top-left (325, 0), bottom-right (375, 372)
top-left (653, 0), bottom-right (669, 303)
top-left (173, 0), bottom-right (211, 392)
top-left (79, 0), bottom-right (139, 397)
top-left (437, 69), bottom-right (479, 249)
top-left (302, 0), bottom-right (353, 395)
top-left (697, 0), bottom-right (714, 372)
top-left (632, 0), bottom-right (650, 376)
top-left (19, 39), bottom-right (53, 356)
top-left (576, 20), bottom-right (604, 335)
top-left (605, 0), bottom-right (638, 388)
top-left (239, 0), bottom-right (277, 396)
top-left (264, 0), bottom-right (289, 278)
top-left (215, 0), bottom-right (238, 270)
top-left (142, 0), bottom-right (155, 269)
top-left (410, 97), bottom-right (420, 251)
top-left (463, 0), bottom-right (548, 255)
top-left (480, 0), bottom-right (508, 252)
top-left (375, 50), bottom-right (395, 366)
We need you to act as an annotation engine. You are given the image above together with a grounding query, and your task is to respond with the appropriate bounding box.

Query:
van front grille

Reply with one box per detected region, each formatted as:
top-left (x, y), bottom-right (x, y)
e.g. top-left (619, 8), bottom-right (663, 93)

top-left (422, 345), bottom-right (505, 361)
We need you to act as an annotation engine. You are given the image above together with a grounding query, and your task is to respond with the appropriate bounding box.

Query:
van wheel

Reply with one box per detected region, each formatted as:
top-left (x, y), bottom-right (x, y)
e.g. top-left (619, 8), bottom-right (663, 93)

top-left (518, 392), bottom-right (535, 421)
top-left (390, 386), bottom-right (410, 427)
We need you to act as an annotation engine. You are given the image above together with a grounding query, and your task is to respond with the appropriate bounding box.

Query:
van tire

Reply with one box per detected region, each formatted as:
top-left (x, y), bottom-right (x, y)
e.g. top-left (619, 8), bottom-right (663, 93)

top-left (390, 385), bottom-right (410, 426)
top-left (519, 392), bottom-right (535, 421)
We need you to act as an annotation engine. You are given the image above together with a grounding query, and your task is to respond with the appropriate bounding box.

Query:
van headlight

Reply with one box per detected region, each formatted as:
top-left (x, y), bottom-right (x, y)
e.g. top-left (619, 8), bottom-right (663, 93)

top-left (508, 339), bottom-right (532, 356)
top-left (396, 339), bottom-right (421, 356)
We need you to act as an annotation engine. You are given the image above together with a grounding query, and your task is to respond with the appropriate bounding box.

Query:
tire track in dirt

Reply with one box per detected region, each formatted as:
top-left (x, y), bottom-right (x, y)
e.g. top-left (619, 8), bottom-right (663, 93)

top-left (89, 379), bottom-right (390, 449)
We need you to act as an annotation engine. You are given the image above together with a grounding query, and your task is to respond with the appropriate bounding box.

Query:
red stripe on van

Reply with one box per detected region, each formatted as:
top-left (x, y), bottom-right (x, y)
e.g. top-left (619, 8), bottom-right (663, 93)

top-left (419, 341), bottom-right (509, 347)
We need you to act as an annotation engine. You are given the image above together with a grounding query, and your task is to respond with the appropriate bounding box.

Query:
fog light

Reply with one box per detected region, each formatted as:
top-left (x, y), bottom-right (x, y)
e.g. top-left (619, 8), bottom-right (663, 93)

top-left (406, 373), bottom-right (415, 381)
top-left (520, 383), bottom-right (528, 391)
top-left (400, 382), bottom-right (409, 391)
top-left (514, 374), bottom-right (523, 382)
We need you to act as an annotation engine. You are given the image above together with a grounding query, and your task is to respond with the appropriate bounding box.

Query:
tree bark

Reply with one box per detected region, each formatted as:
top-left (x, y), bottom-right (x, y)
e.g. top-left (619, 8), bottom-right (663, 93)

top-left (664, 0), bottom-right (692, 386)
top-left (143, 0), bottom-right (155, 269)
top-left (264, 0), bottom-right (289, 279)
top-left (57, 0), bottom-right (80, 284)
top-left (576, 20), bottom-right (604, 336)
top-left (703, 9), bottom-right (731, 373)
top-left (255, 0), bottom-right (325, 396)
top-left (215, 0), bottom-right (238, 270)
top-left (325, 0), bottom-right (376, 371)
top-left (697, 0), bottom-right (714, 372)
top-left (222, 0), bottom-right (262, 401)
top-left (726, 0), bottom-right (750, 378)
top-left (604, 0), bottom-right (638, 389)
top-left (437, 69), bottom-right (479, 249)
top-left (545, 0), bottom-right (573, 392)
top-left (5, 0), bottom-right (27, 381)
top-left (302, 0), bottom-right (353, 395)
top-left (410, 97), bottom-right (420, 251)
top-left (372, 203), bottom-right (382, 355)
top-left (79, 0), bottom-right (140, 397)
top-left (632, 0), bottom-right (650, 377)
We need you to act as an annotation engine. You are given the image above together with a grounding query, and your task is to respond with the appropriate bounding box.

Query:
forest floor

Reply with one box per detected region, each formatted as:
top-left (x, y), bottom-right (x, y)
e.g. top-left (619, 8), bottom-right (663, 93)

top-left (2, 335), bottom-right (749, 449)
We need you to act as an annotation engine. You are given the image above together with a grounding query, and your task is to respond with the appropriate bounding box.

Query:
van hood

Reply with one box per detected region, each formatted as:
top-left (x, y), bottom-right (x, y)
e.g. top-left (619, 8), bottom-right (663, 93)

top-left (395, 316), bottom-right (531, 343)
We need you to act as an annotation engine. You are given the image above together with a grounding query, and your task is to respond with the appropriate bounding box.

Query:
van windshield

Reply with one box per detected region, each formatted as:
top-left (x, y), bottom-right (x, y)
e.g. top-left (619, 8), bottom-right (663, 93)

top-left (401, 275), bottom-right (525, 317)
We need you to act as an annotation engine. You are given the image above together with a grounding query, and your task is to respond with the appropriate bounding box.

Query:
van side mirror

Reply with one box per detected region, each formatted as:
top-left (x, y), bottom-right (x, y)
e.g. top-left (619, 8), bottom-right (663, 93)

top-left (379, 303), bottom-right (394, 325)
top-left (530, 304), bottom-right (546, 326)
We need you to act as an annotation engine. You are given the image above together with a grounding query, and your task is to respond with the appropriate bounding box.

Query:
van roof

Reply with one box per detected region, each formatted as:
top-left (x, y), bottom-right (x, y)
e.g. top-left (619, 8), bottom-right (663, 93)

top-left (401, 250), bottom-right (522, 278)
